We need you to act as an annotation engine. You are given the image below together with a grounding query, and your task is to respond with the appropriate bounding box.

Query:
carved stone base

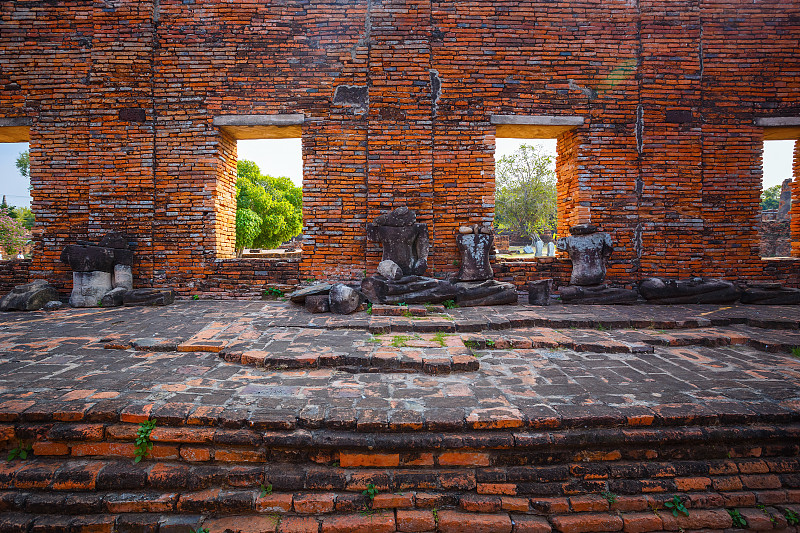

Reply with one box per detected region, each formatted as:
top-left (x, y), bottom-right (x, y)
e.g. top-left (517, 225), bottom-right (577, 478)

top-left (560, 284), bottom-right (639, 305)
top-left (639, 278), bottom-right (741, 304)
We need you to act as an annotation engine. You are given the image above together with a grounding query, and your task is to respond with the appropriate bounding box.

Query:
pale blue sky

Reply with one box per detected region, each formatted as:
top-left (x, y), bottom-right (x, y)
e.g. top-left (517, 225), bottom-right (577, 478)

top-left (0, 139), bottom-right (794, 209)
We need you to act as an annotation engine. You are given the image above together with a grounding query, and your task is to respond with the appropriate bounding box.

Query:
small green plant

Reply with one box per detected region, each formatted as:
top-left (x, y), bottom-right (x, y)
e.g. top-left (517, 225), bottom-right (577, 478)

top-left (362, 483), bottom-right (379, 501)
top-left (391, 335), bottom-right (412, 348)
top-left (463, 339), bottom-right (481, 349)
top-left (728, 509), bottom-right (747, 528)
top-left (452, 259), bottom-right (460, 266)
top-left (791, 346), bottom-right (800, 358)
top-left (596, 323), bottom-right (607, 331)
top-left (485, 339), bottom-right (495, 348)
top-left (264, 287), bottom-right (284, 298)
top-left (401, 309), bottom-right (414, 318)
top-left (7, 441), bottom-right (32, 462)
top-left (191, 528), bottom-right (209, 533)
top-left (664, 495), bottom-right (688, 517)
top-left (757, 504), bottom-right (777, 524)
top-left (601, 491), bottom-right (618, 505)
top-left (134, 419), bottom-right (157, 463)
top-left (192, 294), bottom-right (200, 300)
top-left (97, 300), bottom-right (103, 308)
top-left (785, 509), bottom-right (799, 526)
top-left (431, 331), bottom-right (450, 347)
top-left (432, 507), bottom-right (439, 526)
top-left (366, 303), bottom-right (373, 315)
top-left (442, 299), bottom-right (457, 309)
top-left (366, 334), bottom-right (382, 344)
top-left (260, 483), bottom-right (273, 497)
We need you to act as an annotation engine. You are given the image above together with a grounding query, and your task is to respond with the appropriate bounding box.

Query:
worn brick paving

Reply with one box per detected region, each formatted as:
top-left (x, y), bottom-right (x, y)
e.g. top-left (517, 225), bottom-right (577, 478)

top-left (0, 301), bottom-right (798, 427)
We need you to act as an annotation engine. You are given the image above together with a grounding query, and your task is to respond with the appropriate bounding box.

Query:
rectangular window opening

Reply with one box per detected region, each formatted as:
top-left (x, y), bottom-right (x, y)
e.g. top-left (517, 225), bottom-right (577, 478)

top-left (235, 138), bottom-right (304, 260)
top-left (0, 139), bottom-right (33, 261)
top-left (492, 138), bottom-right (558, 259)
top-left (760, 139), bottom-right (795, 259)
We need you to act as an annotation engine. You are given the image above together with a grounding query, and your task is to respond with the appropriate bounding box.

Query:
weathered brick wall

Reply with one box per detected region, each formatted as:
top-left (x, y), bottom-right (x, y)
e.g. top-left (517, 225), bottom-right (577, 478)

top-left (1, 1), bottom-right (798, 295)
top-left (0, 260), bottom-right (31, 295)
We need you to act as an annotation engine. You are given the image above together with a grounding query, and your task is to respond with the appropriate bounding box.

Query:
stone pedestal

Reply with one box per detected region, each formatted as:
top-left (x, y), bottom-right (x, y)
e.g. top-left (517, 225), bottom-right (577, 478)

top-left (70, 271), bottom-right (113, 308)
top-left (528, 279), bottom-right (551, 306)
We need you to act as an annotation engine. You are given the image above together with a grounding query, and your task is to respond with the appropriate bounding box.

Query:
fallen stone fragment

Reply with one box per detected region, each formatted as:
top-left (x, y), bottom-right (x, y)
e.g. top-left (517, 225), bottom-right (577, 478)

top-left (560, 284), bottom-right (639, 305)
top-left (740, 284), bottom-right (800, 305)
top-left (305, 294), bottom-right (330, 313)
top-left (528, 279), bottom-right (551, 306)
top-left (0, 280), bottom-right (60, 312)
top-left (43, 300), bottom-right (65, 311)
top-left (288, 283), bottom-right (332, 304)
top-left (123, 288), bottom-right (175, 306)
top-left (328, 283), bottom-right (362, 314)
top-left (377, 259), bottom-right (403, 281)
top-left (101, 287), bottom-right (128, 308)
top-left (639, 277), bottom-right (741, 304)
top-left (455, 280), bottom-right (517, 307)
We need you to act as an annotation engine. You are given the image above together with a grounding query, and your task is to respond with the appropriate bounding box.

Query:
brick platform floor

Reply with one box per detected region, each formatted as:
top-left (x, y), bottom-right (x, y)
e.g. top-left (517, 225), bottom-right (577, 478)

top-left (0, 301), bottom-right (798, 429)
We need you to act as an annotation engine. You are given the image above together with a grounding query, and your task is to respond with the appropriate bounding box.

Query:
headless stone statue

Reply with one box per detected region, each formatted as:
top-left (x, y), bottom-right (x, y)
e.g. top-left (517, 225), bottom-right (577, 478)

top-left (366, 206), bottom-right (429, 276)
top-left (456, 225), bottom-right (494, 282)
top-left (556, 224), bottom-right (613, 286)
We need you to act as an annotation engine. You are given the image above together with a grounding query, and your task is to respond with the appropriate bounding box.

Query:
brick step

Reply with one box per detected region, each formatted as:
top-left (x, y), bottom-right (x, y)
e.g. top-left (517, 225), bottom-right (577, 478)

top-left (0, 504), bottom-right (798, 532)
top-left (461, 326), bottom-right (800, 354)
top-left (0, 417), bottom-right (798, 531)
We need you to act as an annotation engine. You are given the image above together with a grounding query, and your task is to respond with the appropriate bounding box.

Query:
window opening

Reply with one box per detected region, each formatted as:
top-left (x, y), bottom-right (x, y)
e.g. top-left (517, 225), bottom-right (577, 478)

top-left (760, 139), bottom-right (795, 258)
top-left (493, 138), bottom-right (558, 259)
top-left (0, 141), bottom-right (33, 261)
top-left (235, 138), bottom-right (303, 259)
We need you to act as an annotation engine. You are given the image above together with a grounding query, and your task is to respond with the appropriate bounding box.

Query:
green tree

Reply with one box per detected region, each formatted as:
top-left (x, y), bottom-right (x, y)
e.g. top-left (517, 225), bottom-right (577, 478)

top-left (15, 150), bottom-right (29, 179)
top-left (493, 144), bottom-right (557, 243)
top-left (235, 160), bottom-right (302, 254)
top-left (0, 214), bottom-right (28, 257)
top-left (761, 184), bottom-right (781, 210)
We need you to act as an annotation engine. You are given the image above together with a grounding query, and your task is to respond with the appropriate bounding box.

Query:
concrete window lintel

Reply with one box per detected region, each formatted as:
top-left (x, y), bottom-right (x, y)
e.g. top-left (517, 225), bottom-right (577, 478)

top-left (213, 114), bottom-right (304, 140)
top-left (491, 114), bottom-right (584, 139)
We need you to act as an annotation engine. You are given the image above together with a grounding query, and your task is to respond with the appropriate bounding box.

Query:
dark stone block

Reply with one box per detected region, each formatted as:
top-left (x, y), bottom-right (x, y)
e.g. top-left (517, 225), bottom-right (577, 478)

top-left (288, 283), bottom-right (332, 303)
top-left (639, 277), bottom-right (741, 304)
top-left (60, 244), bottom-right (116, 272)
top-left (100, 286), bottom-right (127, 307)
top-left (740, 285), bottom-right (800, 305)
top-left (560, 284), bottom-right (639, 305)
top-left (665, 109), bottom-right (693, 123)
top-left (304, 293), bottom-right (330, 313)
top-left (333, 84), bottom-right (368, 107)
top-left (118, 107), bottom-right (147, 123)
top-left (0, 280), bottom-right (60, 312)
top-left (328, 283), bottom-right (362, 315)
top-left (528, 279), bottom-right (551, 306)
top-left (123, 288), bottom-right (175, 306)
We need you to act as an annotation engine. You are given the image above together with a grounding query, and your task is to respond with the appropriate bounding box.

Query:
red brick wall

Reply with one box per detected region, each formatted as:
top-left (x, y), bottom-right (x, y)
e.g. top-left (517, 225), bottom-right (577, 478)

top-left (1, 0), bottom-right (798, 294)
top-left (0, 260), bottom-right (31, 295)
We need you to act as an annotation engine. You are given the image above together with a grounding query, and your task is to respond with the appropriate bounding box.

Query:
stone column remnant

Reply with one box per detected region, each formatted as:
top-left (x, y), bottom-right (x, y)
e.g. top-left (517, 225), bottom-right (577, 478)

top-left (366, 206), bottom-right (429, 276)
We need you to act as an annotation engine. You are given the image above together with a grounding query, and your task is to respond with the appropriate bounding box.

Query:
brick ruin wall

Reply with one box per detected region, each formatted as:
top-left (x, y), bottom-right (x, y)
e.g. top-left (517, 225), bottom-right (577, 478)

top-left (1, 0), bottom-right (799, 296)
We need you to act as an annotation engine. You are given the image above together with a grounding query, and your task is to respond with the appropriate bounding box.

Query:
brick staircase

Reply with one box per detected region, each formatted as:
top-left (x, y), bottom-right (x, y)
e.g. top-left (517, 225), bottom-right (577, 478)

top-left (1, 410), bottom-right (798, 532)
